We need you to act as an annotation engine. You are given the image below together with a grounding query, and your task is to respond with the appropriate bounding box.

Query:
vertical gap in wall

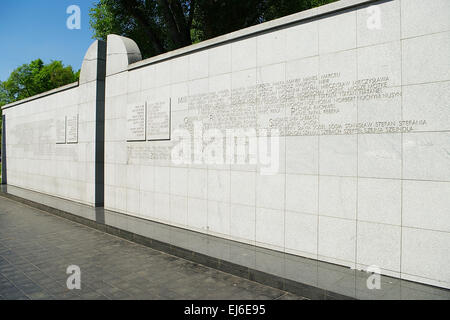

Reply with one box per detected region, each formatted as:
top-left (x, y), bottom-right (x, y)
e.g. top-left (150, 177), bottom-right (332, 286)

top-left (254, 40), bottom-right (258, 249)
top-left (95, 40), bottom-right (107, 208)
top-left (355, 7), bottom-right (359, 295)
top-left (1, 115), bottom-right (6, 185)
top-left (283, 48), bottom-right (287, 256)
top-left (228, 48), bottom-right (232, 240)
top-left (204, 53), bottom-right (209, 237)
top-left (316, 18), bottom-right (320, 277)
top-left (399, 0), bottom-right (404, 286)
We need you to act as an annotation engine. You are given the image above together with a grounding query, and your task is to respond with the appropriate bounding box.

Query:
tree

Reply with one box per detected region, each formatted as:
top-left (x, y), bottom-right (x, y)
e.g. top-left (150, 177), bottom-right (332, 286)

top-left (0, 59), bottom-right (79, 107)
top-left (89, 0), bottom-right (336, 59)
top-left (0, 82), bottom-right (7, 107)
top-left (0, 81), bottom-right (7, 136)
top-left (0, 59), bottom-right (79, 140)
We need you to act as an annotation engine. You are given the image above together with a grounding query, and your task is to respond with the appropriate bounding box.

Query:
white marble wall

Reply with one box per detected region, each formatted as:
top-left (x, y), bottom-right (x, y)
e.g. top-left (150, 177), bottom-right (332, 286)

top-left (101, 0), bottom-right (448, 289)
top-left (2, 41), bottom-right (105, 206)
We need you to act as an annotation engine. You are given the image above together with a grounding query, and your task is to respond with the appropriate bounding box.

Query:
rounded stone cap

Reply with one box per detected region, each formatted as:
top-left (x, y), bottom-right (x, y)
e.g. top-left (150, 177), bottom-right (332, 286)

top-left (79, 40), bottom-right (106, 84)
top-left (106, 34), bottom-right (142, 76)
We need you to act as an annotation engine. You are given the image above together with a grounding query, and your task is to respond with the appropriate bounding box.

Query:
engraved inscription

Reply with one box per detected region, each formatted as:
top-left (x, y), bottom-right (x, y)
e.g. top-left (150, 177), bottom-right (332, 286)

top-left (12, 119), bottom-right (77, 160)
top-left (127, 73), bottom-right (429, 163)
top-left (147, 98), bottom-right (171, 140)
top-left (127, 103), bottom-right (146, 141)
top-left (55, 116), bottom-right (66, 144)
top-left (127, 144), bottom-right (171, 165)
top-left (66, 114), bottom-right (78, 144)
top-left (175, 74), bottom-right (426, 136)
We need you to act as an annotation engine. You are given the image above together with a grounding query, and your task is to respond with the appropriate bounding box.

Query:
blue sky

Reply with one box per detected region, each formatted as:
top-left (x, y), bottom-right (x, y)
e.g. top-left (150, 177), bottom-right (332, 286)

top-left (0, 0), bottom-right (98, 81)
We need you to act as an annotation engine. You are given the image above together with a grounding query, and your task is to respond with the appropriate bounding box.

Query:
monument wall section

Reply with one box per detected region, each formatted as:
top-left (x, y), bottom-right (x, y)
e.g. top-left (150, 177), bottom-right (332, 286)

top-left (103, 0), bottom-right (450, 288)
top-left (2, 41), bottom-right (106, 206)
top-left (2, 0), bottom-right (449, 289)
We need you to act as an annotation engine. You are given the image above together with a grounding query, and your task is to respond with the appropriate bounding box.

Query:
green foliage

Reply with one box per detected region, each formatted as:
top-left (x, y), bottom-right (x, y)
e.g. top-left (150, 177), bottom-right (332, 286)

top-left (89, 0), bottom-right (171, 58)
top-left (89, 0), bottom-right (337, 59)
top-left (0, 82), bottom-right (7, 107)
top-left (0, 82), bottom-right (4, 133)
top-left (0, 59), bottom-right (79, 107)
top-left (0, 59), bottom-right (79, 142)
top-left (263, 0), bottom-right (337, 21)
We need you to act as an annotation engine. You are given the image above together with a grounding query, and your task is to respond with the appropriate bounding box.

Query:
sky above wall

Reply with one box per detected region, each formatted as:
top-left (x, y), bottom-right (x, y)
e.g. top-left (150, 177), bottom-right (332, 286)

top-left (0, 0), bottom-right (96, 81)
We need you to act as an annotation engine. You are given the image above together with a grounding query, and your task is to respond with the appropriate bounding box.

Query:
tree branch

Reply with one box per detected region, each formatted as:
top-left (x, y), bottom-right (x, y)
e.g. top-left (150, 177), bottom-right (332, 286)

top-left (157, 0), bottom-right (190, 47)
top-left (119, 0), bottom-right (166, 54)
top-left (187, 0), bottom-right (195, 30)
top-left (168, 0), bottom-right (192, 45)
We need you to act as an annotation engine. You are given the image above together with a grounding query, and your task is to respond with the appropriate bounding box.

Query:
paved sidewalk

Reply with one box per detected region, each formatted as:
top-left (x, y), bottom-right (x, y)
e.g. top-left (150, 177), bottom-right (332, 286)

top-left (0, 197), bottom-right (303, 300)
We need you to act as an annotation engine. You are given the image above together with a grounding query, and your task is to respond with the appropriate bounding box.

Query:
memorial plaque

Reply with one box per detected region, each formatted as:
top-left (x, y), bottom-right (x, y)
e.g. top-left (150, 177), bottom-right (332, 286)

top-left (147, 98), bottom-right (171, 140)
top-left (55, 116), bottom-right (66, 144)
top-left (127, 102), bottom-right (146, 141)
top-left (66, 114), bottom-right (78, 144)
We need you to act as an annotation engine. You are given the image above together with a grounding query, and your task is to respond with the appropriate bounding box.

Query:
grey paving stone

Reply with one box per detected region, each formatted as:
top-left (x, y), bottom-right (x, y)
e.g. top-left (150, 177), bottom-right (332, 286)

top-left (276, 293), bottom-right (308, 300)
top-left (0, 197), bottom-right (300, 300)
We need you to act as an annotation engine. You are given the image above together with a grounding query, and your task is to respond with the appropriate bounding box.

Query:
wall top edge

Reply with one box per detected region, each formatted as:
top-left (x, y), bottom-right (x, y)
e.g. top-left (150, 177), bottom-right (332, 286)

top-left (127, 0), bottom-right (379, 72)
top-left (1, 81), bottom-right (79, 110)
